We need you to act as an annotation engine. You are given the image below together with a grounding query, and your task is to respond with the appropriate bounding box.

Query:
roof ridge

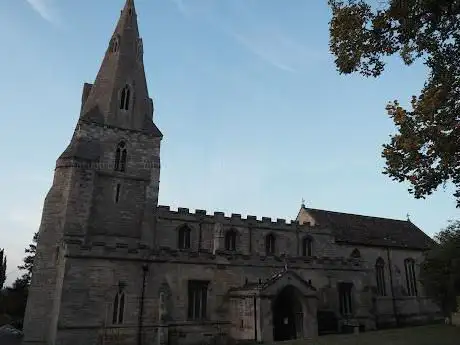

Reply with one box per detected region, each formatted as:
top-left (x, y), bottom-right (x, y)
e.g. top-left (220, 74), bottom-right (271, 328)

top-left (305, 207), bottom-right (410, 223)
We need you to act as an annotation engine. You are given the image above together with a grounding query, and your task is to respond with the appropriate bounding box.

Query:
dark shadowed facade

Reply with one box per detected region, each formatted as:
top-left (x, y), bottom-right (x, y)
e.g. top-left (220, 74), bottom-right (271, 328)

top-left (21, 1), bottom-right (442, 344)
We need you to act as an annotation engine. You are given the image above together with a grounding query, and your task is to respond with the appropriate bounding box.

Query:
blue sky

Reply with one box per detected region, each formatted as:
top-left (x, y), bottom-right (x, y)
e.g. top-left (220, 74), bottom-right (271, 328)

top-left (0, 0), bottom-right (457, 286)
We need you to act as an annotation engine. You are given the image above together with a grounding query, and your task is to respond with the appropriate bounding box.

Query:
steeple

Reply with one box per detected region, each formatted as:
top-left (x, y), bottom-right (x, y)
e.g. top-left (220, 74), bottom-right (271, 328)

top-left (80, 0), bottom-right (161, 136)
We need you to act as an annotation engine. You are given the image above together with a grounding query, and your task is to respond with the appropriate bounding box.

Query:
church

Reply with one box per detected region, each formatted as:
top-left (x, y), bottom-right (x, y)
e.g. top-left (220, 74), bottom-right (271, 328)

top-left (22, 1), bottom-right (442, 344)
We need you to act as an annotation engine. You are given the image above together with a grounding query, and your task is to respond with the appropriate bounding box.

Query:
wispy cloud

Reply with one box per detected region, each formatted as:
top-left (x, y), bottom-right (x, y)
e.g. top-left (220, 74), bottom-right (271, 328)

top-left (224, 28), bottom-right (315, 73)
top-left (170, 0), bottom-right (327, 73)
top-left (25, 0), bottom-right (60, 24)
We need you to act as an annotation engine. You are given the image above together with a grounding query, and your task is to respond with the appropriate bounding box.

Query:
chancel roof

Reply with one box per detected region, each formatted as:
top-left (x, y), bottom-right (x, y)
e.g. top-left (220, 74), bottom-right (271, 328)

top-left (302, 207), bottom-right (436, 250)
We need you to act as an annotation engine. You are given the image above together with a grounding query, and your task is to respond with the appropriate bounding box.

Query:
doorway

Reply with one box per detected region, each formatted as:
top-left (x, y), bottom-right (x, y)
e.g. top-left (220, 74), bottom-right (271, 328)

top-left (272, 285), bottom-right (304, 341)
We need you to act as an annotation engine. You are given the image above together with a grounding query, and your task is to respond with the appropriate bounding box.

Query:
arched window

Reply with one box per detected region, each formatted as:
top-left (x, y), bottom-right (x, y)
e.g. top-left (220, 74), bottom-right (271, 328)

top-left (114, 141), bottom-right (127, 172)
top-left (265, 233), bottom-right (276, 255)
top-left (120, 84), bottom-right (131, 111)
top-left (112, 291), bottom-right (125, 324)
top-left (350, 248), bottom-right (361, 259)
top-left (302, 236), bottom-right (313, 256)
top-left (225, 229), bottom-right (237, 251)
top-left (375, 257), bottom-right (386, 296)
top-left (109, 35), bottom-right (120, 53)
top-left (404, 258), bottom-right (418, 296)
top-left (178, 225), bottom-right (191, 250)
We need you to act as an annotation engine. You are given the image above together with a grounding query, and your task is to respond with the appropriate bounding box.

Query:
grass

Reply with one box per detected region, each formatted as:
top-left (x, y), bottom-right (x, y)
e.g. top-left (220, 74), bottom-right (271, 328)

top-left (270, 324), bottom-right (460, 345)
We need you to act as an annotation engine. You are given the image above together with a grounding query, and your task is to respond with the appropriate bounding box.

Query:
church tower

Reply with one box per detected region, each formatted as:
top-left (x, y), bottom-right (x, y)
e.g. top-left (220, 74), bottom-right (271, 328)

top-left (22, 1), bottom-right (162, 343)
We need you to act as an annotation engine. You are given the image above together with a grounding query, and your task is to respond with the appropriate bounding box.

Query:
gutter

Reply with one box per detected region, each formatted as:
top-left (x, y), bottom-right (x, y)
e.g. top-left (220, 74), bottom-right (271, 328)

top-left (253, 294), bottom-right (258, 342)
top-left (137, 263), bottom-right (149, 345)
top-left (386, 247), bottom-right (399, 327)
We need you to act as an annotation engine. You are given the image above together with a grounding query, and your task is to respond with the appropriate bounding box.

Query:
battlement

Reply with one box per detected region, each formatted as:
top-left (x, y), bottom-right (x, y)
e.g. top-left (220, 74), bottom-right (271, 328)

top-left (157, 205), bottom-right (305, 230)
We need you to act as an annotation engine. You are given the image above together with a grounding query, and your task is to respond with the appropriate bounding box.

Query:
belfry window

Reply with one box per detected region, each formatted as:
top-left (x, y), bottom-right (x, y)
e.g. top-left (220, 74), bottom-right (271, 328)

top-left (178, 225), bottom-right (191, 250)
top-left (404, 258), bottom-right (418, 296)
top-left (265, 233), bottom-right (276, 255)
top-left (302, 236), bottom-right (313, 256)
top-left (225, 229), bottom-right (237, 251)
top-left (112, 291), bottom-right (125, 324)
top-left (120, 85), bottom-right (131, 111)
top-left (375, 257), bottom-right (386, 296)
top-left (114, 141), bottom-right (127, 172)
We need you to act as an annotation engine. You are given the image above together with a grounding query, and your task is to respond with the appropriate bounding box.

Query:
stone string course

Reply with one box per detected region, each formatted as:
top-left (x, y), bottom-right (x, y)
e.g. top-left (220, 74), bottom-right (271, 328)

top-left (62, 238), bottom-right (363, 270)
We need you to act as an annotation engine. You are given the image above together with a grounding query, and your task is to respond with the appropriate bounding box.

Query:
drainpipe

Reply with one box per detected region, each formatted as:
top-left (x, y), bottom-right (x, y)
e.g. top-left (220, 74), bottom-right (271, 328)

top-left (386, 247), bottom-right (399, 327)
top-left (137, 263), bottom-right (149, 345)
top-left (253, 294), bottom-right (258, 342)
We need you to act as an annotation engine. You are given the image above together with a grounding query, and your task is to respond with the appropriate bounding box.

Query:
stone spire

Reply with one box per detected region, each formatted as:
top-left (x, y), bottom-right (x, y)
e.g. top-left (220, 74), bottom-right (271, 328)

top-left (79, 0), bottom-right (160, 136)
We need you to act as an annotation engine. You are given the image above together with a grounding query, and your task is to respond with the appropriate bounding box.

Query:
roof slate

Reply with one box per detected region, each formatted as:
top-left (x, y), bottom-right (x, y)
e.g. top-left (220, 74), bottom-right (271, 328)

top-left (304, 207), bottom-right (436, 250)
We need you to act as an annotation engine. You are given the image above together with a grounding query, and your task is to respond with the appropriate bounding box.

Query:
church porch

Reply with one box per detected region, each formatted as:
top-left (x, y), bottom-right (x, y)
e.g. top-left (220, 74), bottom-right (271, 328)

top-left (228, 269), bottom-right (318, 343)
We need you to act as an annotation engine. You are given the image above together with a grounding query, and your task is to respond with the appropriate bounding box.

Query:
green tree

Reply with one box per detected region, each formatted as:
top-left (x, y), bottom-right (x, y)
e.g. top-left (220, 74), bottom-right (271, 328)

top-left (17, 232), bottom-right (38, 286)
top-left (0, 249), bottom-right (6, 289)
top-left (419, 220), bottom-right (460, 318)
top-left (328, 0), bottom-right (460, 207)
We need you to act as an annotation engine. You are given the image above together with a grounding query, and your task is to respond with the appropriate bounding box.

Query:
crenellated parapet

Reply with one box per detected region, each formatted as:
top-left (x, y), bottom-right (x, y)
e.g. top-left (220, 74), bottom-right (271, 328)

top-left (156, 205), bottom-right (327, 232)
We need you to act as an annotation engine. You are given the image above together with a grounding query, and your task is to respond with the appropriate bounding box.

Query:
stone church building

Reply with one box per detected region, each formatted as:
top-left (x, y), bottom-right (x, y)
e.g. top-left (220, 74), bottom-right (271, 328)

top-left (22, 1), bottom-right (441, 344)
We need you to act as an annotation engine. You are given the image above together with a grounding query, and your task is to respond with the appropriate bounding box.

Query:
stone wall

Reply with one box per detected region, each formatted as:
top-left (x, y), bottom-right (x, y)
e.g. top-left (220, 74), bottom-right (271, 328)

top-left (156, 206), bottom-right (336, 258)
top-left (452, 313), bottom-right (460, 326)
top-left (50, 238), bottom-right (368, 344)
top-left (334, 244), bottom-right (442, 326)
top-left (24, 199), bottom-right (442, 345)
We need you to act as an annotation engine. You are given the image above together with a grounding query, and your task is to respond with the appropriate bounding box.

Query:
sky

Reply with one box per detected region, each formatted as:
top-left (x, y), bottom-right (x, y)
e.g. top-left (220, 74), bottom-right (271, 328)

top-left (0, 0), bottom-right (458, 286)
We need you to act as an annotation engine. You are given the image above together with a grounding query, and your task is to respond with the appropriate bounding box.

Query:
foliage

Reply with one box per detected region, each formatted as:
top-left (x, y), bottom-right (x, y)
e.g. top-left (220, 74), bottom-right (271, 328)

top-left (0, 232), bottom-right (38, 329)
top-left (419, 220), bottom-right (460, 316)
top-left (328, 0), bottom-right (460, 206)
top-left (0, 281), bottom-right (29, 329)
top-left (0, 249), bottom-right (6, 289)
top-left (17, 232), bottom-right (38, 286)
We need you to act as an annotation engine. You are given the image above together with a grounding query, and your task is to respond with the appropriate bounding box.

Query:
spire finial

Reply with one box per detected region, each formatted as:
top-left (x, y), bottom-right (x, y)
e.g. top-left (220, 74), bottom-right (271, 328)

top-left (406, 213), bottom-right (411, 222)
top-left (301, 198), bottom-right (306, 208)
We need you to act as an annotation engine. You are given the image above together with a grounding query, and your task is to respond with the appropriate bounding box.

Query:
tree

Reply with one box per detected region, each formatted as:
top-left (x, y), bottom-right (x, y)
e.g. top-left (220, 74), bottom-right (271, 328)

top-left (17, 232), bottom-right (38, 286)
top-left (0, 249), bottom-right (6, 289)
top-left (0, 232), bottom-right (39, 329)
top-left (419, 220), bottom-right (460, 318)
top-left (328, 0), bottom-right (460, 207)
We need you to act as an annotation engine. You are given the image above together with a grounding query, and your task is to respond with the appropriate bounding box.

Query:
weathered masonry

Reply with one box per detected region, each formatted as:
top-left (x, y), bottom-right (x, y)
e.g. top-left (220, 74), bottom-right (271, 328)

top-left (22, 1), bottom-right (442, 344)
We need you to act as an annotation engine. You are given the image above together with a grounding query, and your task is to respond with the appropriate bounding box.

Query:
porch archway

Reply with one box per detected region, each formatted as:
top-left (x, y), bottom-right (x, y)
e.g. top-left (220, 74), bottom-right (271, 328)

top-left (272, 285), bottom-right (304, 341)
